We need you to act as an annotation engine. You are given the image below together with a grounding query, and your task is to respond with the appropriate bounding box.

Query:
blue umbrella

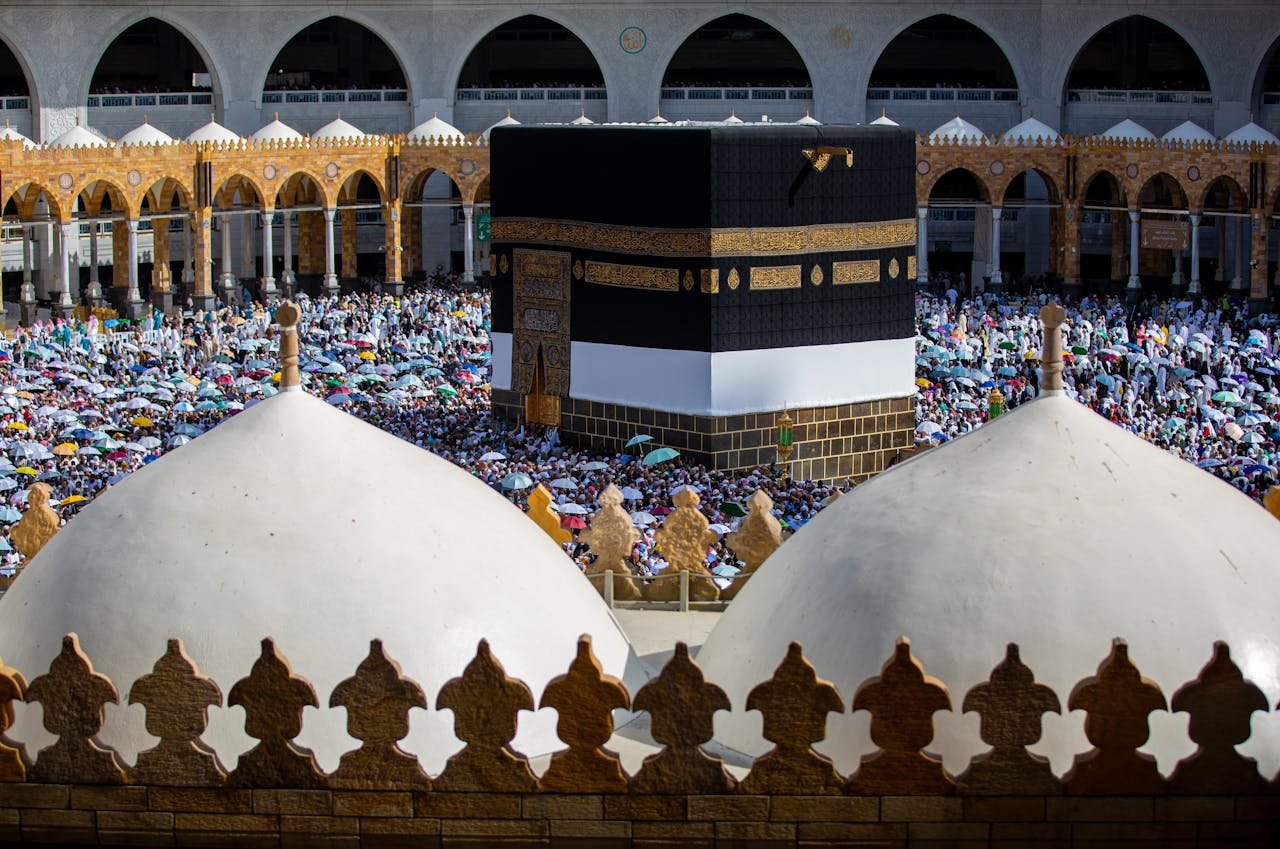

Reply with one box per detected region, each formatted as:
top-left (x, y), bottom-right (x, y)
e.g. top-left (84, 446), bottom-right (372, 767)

top-left (1094, 374), bottom-right (1116, 389)
top-left (625, 434), bottom-right (654, 448)
top-left (500, 472), bottom-right (533, 490)
top-left (996, 366), bottom-right (1017, 378)
top-left (643, 447), bottom-right (681, 466)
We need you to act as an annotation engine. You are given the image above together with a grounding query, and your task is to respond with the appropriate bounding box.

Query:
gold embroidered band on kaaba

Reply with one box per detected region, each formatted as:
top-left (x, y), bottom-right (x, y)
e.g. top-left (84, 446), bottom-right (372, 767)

top-left (584, 260), bottom-right (680, 291)
top-left (492, 217), bottom-right (916, 258)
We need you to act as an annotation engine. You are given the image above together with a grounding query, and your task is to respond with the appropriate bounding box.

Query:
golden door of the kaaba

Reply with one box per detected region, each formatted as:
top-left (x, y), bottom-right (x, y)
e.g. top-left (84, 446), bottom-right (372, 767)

top-left (511, 248), bottom-right (570, 426)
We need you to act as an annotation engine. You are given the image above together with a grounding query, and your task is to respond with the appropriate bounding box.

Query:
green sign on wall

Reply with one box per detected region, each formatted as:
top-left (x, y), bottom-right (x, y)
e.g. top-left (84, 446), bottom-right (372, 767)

top-left (476, 211), bottom-right (491, 243)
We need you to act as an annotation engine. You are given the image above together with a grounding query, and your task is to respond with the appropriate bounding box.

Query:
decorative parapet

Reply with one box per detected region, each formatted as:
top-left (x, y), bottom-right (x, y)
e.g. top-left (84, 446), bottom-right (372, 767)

top-left (0, 632), bottom-right (1275, 796)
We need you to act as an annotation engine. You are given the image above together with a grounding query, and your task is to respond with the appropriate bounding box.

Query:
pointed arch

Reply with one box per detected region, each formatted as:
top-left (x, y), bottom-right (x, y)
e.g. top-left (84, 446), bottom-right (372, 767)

top-left (867, 14), bottom-right (1019, 91)
top-left (1063, 15), bottom-right (1210, 98)
top-left (261, 16), bottom-right (409, 99)
top-left (79, 14), bottom-right (225, 111)
top-left (1251, 31), bottom-right (1280, 108)
top-left (660, 13), bottom-right (812, 89)
top-left (453, 14), bottom-right (604, 90)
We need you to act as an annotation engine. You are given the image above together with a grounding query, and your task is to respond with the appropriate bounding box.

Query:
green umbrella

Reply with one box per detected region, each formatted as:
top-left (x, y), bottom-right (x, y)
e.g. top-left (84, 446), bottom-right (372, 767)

top-left (643, 447), bottom-right (680, 466)
top-left (998, 341), bottom-right (1016, 351)
top-left (1211, 390), bottom-right (1243, 405)
top-left (719, 501), bottom-right (748, 518)
top-left (435, 385), bottom-right (458, 397)
top-left (1071, 346), bottom-right (1089, 356)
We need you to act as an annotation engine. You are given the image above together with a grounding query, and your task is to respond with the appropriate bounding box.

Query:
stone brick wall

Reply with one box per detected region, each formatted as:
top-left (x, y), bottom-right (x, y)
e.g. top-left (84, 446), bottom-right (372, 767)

top-left (0, 784), bottom-right (1274, 848)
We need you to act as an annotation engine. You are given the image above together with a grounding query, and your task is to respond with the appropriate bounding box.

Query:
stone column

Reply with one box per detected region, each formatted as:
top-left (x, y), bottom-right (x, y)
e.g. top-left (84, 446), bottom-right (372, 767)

top-left (182, 217), bottom-right (195, 289)
top-left (989, 207), bottom-right (1003, 288)
top-left (55, 221), bottom-right (74, 315)
top-left (1188, 213), bottom-right (1202, 295)
top-left (462, 203), bottom-right (475, 282)
top-left (39, 219), bottom-right (54, 300)
top-left (123, 218), bottom-right (145, 318)
top-left (1109, 212), bottom-right (1126, 283)
top-left (383, 200), bottom-right (403, 295)
top-left (340, 207), bottom-right (357, 280)
top-left (241, 211), bottom-right (255, 288)
top-left (1231, 218), bottom-right (1246, 293)
top-left (1171, 244), bottom-right (1185, 291)
top-left (151, 217), bottom-right (173, 313)
top-left (86, 222), bottom-right (103, 305)
top-left (1216, 217), bottom-right (1227, 283)
top-left (916, 205), bottom-right (929, 285)
top-left (19, 224), bottom-right (36, 324)
top-left (1126, 209), bottom-right (1141, 297)
top-left (191, 207), bottom-right (215, 311)
top-left (281, 210), bottom-right (295, 292)
top-left (218, 215), bottom-right (237, 304)
top-left (1062, 204), bottom-right (1082, 294)
top-left (1249, 211), bottom-right (1271, 315)
top-left (323, 207), bottom-right (339, 293)
top-left (260, 210), bottom-right (277, 299)
top-left (404, 205), bottom-right (422, 277)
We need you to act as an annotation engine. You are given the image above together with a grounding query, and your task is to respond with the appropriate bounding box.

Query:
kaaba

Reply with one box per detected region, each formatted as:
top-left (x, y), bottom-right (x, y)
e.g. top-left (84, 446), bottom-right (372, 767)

top-left (488, 123), bottom-right (917, 482)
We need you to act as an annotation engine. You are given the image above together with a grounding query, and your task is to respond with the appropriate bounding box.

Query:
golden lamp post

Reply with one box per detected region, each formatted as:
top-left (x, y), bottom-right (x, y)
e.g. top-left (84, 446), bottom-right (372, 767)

top-left (776, 408), bottom-right (794, 480)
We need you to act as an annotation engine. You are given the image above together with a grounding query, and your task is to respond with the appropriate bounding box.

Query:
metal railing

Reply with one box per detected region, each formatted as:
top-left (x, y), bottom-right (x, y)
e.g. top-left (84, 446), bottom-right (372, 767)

top-left (867, 88), bottom-right (1019, 103)
top-left (454, 87), bottom-right (607, 102)
top-left (1067, 89), bottom-right (1213, 105)
top-left (261, 89), bottom-right (409, 105)
top-left (88, 92), bottom-right (213, 108)
top-left (660, 87), bottom-right (813, 101)
top-left (590, 569), bottom-right (747, 611)
top-left (0, 98), bottom-right (28, 110)
top-left (1264, 92), bottom-right (1280, 105)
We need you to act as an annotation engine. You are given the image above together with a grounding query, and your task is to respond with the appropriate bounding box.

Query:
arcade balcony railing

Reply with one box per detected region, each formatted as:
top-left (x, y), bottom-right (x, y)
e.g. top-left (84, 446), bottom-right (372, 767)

top-left (867, 88), bottom-right (1019, 103)
top-left (1067, 89), bottom-right (1215, 105)
top-left (1264, 92), bottom-right (1280, 105)
top-left (659, 87), bottom-right (814, 101)
top-left (0, 98), bottom-right (28, 110)
top-left (87, 92), bottom-right (214, 108)
top-left (455, 87), bottom-right (608, 102)
top-left (261, 89), bottom-right (409, 105)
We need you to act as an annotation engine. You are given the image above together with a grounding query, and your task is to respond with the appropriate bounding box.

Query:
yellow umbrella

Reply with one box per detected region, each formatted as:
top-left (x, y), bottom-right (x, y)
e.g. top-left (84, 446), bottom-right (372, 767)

top-left (58, 494), bottom-right (87, 505)
top-left (4, 422), bottom-right (27, 431)
top-left (1024, 350), bottom-right (1040, 360)
top-left (914, 377), bottom-right (932, 388)
top-left (358, 351), bottom-right (376, 361)
top-left (130, 416), bottom-right (154, 427)
top-left (181, 338), bottom-right (197, 347)
top-left (14, 467), bottom-right (36, 476)
top-left (229, 316), bottom-right (246, 325)
top-left (52, 443), bottom-right (78, 456)
top-left (13, 391), bottom-right (34, 401)
top-left (452, 311), bottom-right (466, 317)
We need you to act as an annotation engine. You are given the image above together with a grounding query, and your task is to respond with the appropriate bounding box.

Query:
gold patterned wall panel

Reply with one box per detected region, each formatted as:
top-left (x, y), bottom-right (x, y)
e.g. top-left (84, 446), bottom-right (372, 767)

top-left (491, 217), bottom-right (916, 258)
top-left (832, 260), bottom-right (881, 285)
top-left (749, 265), bottom-right (802, 290)
top-left (584, 261), bottom-right (680, 292)
top-left (512, 248), bottom-right (572, 397)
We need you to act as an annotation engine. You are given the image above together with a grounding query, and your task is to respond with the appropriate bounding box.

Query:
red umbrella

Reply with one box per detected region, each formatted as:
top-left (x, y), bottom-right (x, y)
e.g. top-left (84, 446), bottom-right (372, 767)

top-left (106, 450), bottom-right (128, 460)
top-left (560, 515), bottom-right (587, 530)
top-left (651, 506), bottom-right (673, 516)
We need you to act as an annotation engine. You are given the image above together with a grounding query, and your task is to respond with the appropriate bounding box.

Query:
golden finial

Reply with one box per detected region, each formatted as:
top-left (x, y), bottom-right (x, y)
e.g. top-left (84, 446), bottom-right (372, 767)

top-left (10, 482), bottom-right (60, 561)
top-left (1265, 486), bottom-right (1280, 521)
top-left (273, 112), bottom-right (279, 122)
top-left (1039, 303), bottom-right (1066, 392)
top-left (276, 301), bottom-right (302, 390)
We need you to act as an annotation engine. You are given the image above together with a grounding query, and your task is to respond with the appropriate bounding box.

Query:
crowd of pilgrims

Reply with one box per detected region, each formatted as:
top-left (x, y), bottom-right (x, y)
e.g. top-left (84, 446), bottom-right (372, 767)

top-left (0, 282), bottom-right (1275, 579)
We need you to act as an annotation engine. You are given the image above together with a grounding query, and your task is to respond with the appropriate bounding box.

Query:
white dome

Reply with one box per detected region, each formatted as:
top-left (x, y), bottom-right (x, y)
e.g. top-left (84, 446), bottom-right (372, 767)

top-left (1225, 121), bottom-right (1280, 146)
top-left (1161, 119), bottom-right (1215, 144)
top-left (646, 112), bottom-right (670, 125)
top-left (1098, 118), bottom-right (1157, 141)
top-left (0, 124), bottom-right (34, 149)
top-left (698, 393), bottom-right (1280, 777)
top-left (796, 111), bottom-right (821, 126)
top-left (722, 113), bottom-right (744, 125)
top-left (1004, 116), bottom-right (1060, 142)
top-left (408, 112), bottom-right (463, 141)
top-left (482, 111), bottom-right (520, 139)
top-left (312, 116), bottom-right (366, 140)
top-left (252, 115), bottom-right (303, 142)
top-left (929, 115), bottom-right (985, 142)
top-left (570, 112), bottom-right (595, 125)
top-left (0, 390), bottom-right (640, 773)
top-left (186, 118), bottom-right (240, 144)
top-left (48, 124), bottom-right (108, 149)
top-left (118, 120), bottom-right (174, 146)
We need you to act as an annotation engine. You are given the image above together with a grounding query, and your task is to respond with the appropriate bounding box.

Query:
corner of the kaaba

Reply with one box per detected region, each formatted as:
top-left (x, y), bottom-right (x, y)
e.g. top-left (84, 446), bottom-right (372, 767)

top-left (488, 123), bottom-right (918, 483)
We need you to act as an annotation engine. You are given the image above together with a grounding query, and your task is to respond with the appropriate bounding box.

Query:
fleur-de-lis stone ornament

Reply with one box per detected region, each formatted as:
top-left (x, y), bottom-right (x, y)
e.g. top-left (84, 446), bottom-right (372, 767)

top-left (0, 656), bottom-right (29, 781)
top-left (539, 635), bottom-right (630, 792)
top-left (957, 644), bottom-right (1062, 794)
top-left (128, 639), bottom-right (226, 786)
top-left (1065, 639), bottom-right (1167, 795)
top-left (650, 487), bottom-right (719, 602)
top-left (630, 642), bottom-right (734, 793)
top-left (742, 642), bottom-right (845, 794)
top-left (329, 639), bottom-right (430, 789)
top-left (721, 490), bottom-right (783, 600)
top-left (226, 638), bottom-right (325, 788)
top-left (581, 484), bottom-right (643, 600)
top-left (435, 639), bottom-right (538, 791)
top-left (847, 637), bottom-right (953, 794)
top-left (528, 484), bottom-right (572, 547)
top-left (26, 633), bottom-right (128, 784)
top-left (1168, 642), bottom-right (1269, 793)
